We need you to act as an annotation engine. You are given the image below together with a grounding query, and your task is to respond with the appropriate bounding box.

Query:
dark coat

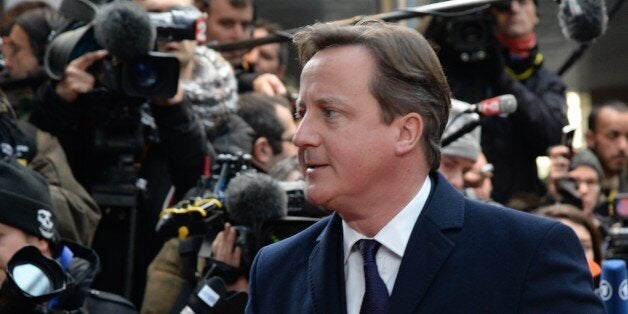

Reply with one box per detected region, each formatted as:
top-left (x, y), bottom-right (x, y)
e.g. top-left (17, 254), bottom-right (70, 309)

top-left (246, 172), bottom-right (604, 313)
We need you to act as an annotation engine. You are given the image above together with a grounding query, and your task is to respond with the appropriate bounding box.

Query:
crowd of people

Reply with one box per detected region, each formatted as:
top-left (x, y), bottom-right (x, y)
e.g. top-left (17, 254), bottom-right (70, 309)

top-left (0, 0), bottom-right (625, 312)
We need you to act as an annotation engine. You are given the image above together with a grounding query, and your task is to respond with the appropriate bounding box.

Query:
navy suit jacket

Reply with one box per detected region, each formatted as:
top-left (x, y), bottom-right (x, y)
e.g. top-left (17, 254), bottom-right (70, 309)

top-left (246, 172), bottom-right (604, 313)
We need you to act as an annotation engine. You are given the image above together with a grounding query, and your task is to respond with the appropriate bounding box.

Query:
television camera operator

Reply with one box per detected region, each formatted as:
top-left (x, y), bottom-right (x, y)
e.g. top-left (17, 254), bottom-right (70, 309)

top-left (27, 0), bottom-right (208, 304)
top-left (427, 0), bottom-right (568, 207)
top-left (142, 170), bottom-right (289, 313)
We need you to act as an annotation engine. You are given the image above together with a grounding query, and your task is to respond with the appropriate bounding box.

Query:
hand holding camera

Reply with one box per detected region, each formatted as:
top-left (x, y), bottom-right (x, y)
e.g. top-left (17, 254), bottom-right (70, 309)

top-left (211, 223), bottom-right (242, 269)
top-left (55, 49), bottom-right (108, 103)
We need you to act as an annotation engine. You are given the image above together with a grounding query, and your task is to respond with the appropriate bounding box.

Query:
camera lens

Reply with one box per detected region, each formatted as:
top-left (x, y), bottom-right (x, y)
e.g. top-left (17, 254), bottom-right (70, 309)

top-left (130, 60), bottom-right (158, 89)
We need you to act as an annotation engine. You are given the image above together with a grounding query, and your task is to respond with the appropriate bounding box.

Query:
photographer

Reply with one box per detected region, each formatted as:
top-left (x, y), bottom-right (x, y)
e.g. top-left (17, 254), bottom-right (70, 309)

top-left (547, 146), bottom-right (604, 220)
top-left (194, 0), bottom-right (288, 98)
top-left (0, 157), bottom-right (135, 313)
top-left (435, 0), bottom-right (568, 206)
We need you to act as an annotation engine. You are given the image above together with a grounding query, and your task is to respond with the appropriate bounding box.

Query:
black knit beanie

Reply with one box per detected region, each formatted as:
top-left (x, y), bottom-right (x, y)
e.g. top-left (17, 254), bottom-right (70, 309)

top-left (14, 7), bottom-right (64, 63)
top-left (570, 148), bottom-right (605, 184)
top-left (0, 157), bottom-right (59, 243)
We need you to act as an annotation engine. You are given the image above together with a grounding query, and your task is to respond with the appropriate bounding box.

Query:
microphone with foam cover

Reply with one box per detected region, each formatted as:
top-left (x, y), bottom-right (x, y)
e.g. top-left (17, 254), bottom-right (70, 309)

top-left (93, 1), bottom-right (156, 61)
top-left (225, 172), bottom-right (287, 231)
top-left (558, 0), bottom-right (608, 44)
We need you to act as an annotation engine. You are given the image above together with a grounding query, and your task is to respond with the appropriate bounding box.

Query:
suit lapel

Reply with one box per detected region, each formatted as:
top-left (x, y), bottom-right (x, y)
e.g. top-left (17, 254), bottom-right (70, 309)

top-left (308, 213), bottom-right (346, 314)
top-left (389, 172), bottom-right (465, 314)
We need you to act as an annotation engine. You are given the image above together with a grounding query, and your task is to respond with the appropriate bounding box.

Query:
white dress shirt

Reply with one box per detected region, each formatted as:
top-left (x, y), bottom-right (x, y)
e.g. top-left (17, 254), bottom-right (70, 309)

top-left (342, 176), bottom-right (432, 314)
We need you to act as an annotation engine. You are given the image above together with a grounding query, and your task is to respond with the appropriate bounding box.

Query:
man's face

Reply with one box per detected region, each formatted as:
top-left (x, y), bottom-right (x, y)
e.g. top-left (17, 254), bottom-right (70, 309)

top-left (274, 104), bottom-right (297, 161)
top-left (463, 153), bottom-right (493, 200)
top-left (587, 108), bottom-right (628, 177)
top-left (491, 0), bottom-right (539, 38)
top-left (294, 45), bottom-right (401, 212)
top-left (0, 223), bottom-right (47, 283)
top-left (243, 28), bottom-right (283, 78)
top-left (2, 25), bottom-right (39, 79)
top-left (568, 165), bottom-right (601, 217)
top-left (156, 40), bottom-right (197, 67)
top-left (206, 0), bottom-right (253, 65)
top-left (439, 154), bottom-right (475, 191)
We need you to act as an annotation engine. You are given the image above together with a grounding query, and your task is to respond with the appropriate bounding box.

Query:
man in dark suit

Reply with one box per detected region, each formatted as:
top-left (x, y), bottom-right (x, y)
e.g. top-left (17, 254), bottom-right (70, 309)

top-left (245, 21), bottom-right (604, 313)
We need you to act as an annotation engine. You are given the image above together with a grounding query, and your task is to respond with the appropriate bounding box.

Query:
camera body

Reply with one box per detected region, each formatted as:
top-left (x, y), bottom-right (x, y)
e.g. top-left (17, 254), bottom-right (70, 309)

top-left (426, 11), bottom-right (495, 64)
top-left (149, 6), bottom-right (208, 43)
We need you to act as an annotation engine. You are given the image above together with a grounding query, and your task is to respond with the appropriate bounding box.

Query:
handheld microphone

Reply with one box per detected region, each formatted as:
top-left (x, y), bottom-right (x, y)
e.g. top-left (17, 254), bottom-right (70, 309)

top-left (93, 1), bottom-right (156, 61)
top-left (225, 172), bottom-right (287, 231)
top-left (599, 259), bottom-right (628, 314)
top-left (462, 94), bottom-right (517, 116)
top-left (181, 276), bottom-right (226, 314)
top-left (558, 0), bottom-right (608, 44)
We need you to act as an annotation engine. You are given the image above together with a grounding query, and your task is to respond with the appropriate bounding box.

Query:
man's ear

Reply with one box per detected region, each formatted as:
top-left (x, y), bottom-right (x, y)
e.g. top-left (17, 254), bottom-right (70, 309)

top-left (395, 113), bottom-right (423, 156)
top-left (253, 137), bottom-right (273, 165)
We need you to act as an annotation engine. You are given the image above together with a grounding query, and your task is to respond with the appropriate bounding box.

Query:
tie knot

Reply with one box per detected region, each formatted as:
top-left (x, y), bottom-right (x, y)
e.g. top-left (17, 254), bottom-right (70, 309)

top-left (357, 239), bottom-right (380, 263)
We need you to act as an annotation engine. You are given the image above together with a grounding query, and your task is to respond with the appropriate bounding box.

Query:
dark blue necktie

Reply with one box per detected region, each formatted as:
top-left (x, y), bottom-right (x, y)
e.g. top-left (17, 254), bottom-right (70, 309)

top-left (357, 239), bottom-right (389, 314)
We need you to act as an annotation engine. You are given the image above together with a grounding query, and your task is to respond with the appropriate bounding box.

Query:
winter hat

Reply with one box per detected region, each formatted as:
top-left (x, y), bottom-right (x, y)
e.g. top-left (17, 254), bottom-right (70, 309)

top-left (14, 7), bottom-right (64, 63)
top-left (441, 99), bottom-right (481, 162)
top-left (570, 148), bottom-right (604, 183)
top-left (0, 157), bottom-right (59, 242)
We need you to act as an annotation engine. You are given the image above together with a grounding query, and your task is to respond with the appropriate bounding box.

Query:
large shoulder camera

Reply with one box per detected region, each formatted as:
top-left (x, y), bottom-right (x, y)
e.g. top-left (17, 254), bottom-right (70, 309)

top-left (426, 12), bottom-right (495, 64)
top-left (43, 4), bottom-right (181, 99)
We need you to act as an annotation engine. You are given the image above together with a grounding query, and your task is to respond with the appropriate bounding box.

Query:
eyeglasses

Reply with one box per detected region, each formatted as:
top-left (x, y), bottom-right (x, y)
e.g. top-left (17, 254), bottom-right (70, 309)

top-left (569, 178), bottom-right (600, 190)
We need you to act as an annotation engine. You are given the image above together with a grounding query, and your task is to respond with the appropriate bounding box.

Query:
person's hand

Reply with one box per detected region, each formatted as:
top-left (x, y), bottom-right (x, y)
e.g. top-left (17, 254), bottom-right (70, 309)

top-left (548, 145), bottom-right (571, 181)
top-left (252, 73), bottom-right (287, 97)
top-left (211, 223), bottom-right (242, 268)
top-left (547, 145), bottom-right (571, 200)
top-left (55, 50), bottom-right (108, 103)
top-left (152, 84), bottom-right (185, 106)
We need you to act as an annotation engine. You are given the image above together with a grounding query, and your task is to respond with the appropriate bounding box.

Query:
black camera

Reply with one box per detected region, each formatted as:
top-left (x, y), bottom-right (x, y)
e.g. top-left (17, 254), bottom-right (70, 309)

top-left (149, 6), bottom-right (208, 43)
top-left (0, 246), bottom-right (67, 313)
top-left (426, 11), bottom-right (495, 64)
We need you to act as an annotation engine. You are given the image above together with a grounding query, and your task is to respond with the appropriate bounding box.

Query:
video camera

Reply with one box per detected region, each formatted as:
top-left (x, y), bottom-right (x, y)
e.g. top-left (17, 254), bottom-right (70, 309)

top-left (423, 1), bottom-right (511, 103)
top-left (44, 1), bottom-right (181, 99)
top-left (155, 153), bottom-right (320, 285)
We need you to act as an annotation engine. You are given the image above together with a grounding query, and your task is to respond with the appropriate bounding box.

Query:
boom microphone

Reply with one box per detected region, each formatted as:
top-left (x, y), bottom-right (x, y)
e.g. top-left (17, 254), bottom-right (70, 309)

top-left (558, 0), bottom-right (608, 43)
top-left (462, 94), bottom-right (517, 116)
top-left (93, 1), bottom-right (156, 61)
top-left (225, 172), bottom-right (287, 231)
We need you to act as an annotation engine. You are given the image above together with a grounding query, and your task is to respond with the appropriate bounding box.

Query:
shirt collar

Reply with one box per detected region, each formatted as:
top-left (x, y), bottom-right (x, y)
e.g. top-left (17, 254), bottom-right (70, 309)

top-left (342, 176), bottom-right (432, 263)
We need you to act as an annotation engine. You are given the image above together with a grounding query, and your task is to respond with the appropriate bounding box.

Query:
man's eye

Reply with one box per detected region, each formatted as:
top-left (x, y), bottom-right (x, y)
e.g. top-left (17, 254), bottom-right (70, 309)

top-left (219, 20), bottom-right (236, 28)
top-left (324, 109), bottom-right (338, 119)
